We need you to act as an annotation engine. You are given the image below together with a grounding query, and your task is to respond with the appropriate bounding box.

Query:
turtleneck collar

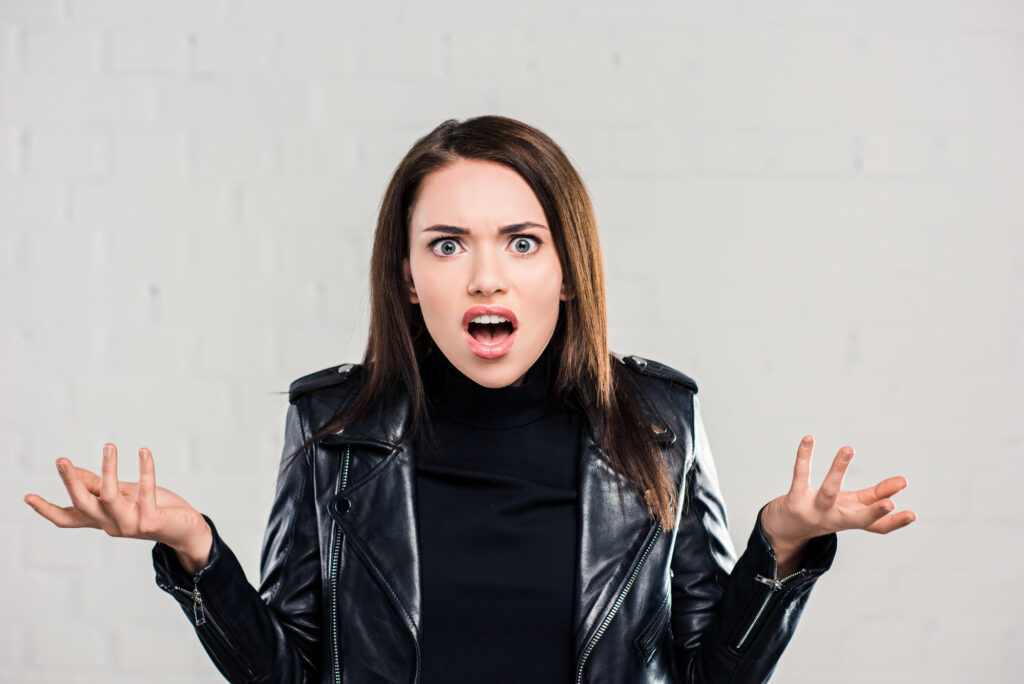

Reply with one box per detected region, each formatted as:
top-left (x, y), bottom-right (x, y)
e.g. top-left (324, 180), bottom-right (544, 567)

top-left (420, 343), bottom-right (556, 429)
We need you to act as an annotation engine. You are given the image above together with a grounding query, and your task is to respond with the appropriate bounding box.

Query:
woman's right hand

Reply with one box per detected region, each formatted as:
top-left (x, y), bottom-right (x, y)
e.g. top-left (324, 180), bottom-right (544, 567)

top-left (23, 443), bottom-right (213, 573)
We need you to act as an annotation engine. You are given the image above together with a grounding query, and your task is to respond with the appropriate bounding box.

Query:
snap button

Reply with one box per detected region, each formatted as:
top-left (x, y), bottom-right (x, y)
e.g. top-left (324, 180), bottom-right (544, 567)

top-left (333, 498), bottom-right (352, 515)
top-left (629, 355), bottom-right (648, 369)
top-left (337, 363), bottom-right (354, 375)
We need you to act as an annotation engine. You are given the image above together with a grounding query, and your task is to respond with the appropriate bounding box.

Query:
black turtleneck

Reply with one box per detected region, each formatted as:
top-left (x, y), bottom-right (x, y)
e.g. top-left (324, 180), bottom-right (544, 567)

top-left (414, 343), bottom-right (583, 684)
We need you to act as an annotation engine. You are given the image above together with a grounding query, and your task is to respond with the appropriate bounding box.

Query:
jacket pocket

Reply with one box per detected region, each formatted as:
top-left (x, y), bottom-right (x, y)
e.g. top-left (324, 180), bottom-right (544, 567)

top-left (633, 592), bottom-right (672, 666)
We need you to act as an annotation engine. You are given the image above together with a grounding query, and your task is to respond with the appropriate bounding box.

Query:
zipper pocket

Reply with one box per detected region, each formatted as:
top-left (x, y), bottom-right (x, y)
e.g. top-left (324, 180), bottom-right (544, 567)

top-left (171, 583), bottom-right (258, 680)
top-left (576, 520), bottom-right (662, 684)
top-left (634, 591), bottom-right (671, 665)
top-left (733, 558), bottom-right (809, 651)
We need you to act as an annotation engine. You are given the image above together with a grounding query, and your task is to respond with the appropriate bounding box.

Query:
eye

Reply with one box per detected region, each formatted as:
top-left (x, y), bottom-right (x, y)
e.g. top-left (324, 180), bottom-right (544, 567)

top-left (510, 235), bottom-right (541, 256)
top-left (429, 237), bottom-right (464, 257)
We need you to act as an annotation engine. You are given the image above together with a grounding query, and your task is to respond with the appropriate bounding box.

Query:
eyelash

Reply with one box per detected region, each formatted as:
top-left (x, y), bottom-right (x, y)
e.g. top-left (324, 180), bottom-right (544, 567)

top-left (427, 234), bottom-right (543, 258)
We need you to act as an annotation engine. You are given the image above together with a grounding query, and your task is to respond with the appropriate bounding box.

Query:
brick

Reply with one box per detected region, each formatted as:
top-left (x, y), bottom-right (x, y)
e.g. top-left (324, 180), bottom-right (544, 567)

top-left (157, 77), bottom-right (311, 127)
top-left (191, 28), bottom-right (275, 75)
top-left (108, 127), bottom-right (188, 180)
top-left (276, 28), bottom-right (355, 74)
top-left (24, 125), bottom-right (107, 178)
top-left (190, 128), bottom-right (274, 179)
top-left (278, 130), bottom-right (357, 177)
top-left (108, 29), bottom-right (189, 74)
top-left (70, 181), bottom-right (228, 227)
top-left (66, 0), bottom-right (222, 27)
top-left (24, 29), bottom-right (101, 73)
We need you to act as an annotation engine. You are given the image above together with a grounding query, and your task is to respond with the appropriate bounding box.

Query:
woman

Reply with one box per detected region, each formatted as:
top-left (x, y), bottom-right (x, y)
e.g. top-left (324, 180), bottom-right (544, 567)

top-left (24, 115), bottom-right (916, 683)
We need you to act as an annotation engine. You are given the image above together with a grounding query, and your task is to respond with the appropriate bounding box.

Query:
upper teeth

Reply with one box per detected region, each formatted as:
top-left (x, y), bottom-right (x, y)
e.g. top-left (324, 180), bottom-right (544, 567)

top-left (470, 315), bottom-right (510, 325)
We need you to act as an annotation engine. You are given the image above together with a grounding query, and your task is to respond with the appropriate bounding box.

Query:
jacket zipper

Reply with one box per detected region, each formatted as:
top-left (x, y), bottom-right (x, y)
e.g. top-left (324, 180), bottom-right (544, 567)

top-left (734, 554), bottom-right (808, 650)
top-left (330, 445), bottom-right (352, 684)
top-left (576, 520), bottom-right (662, 684)
top-left (172, 581), bottom-right (256, 679)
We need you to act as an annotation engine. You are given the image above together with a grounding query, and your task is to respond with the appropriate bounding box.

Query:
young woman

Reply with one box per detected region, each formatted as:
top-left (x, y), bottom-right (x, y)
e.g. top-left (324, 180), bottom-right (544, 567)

top-left (24, 115), bottom-right (916, 683)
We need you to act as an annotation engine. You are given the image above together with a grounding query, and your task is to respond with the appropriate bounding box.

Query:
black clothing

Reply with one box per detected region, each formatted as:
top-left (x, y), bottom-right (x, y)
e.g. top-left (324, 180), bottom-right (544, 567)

top-left (414, 345), bottom-right (583, 683)
top-left (152, 352), bottom-right (840, 683)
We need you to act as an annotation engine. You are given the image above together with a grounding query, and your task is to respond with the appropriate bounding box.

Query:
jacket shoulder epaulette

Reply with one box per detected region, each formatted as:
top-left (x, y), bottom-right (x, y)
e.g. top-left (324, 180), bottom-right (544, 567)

top-left (614, 352), bottom-right (698, 393)
top-left (288, 362), bottom-right (361, 404)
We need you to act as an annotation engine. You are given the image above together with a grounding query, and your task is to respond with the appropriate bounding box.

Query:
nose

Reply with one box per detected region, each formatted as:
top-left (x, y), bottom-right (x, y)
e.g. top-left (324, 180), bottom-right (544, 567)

top-left (467, 248), bottom-right (506, 297)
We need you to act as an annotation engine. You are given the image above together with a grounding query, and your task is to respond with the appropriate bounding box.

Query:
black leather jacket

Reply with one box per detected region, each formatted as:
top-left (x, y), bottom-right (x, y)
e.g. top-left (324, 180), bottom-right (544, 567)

top-left (152, 352), bottom-right (837, 683)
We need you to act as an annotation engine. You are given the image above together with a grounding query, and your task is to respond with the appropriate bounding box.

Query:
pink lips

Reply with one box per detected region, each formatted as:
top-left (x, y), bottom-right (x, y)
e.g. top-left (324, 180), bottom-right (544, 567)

top-left (462, 305), bottom-right (518, 360)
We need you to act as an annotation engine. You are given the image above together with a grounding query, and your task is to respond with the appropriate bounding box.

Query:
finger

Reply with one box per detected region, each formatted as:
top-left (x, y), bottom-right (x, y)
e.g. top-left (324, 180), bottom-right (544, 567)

top-left (55, 457), bottom-right (112, 527)
top-left (73, 466), bottom-right (102, 495)
top-left (815, 446), bottom-right (853, 508)
top-left (24, 493), bottom-right (99, 529)
top-left (789, 435), bottom-right (813, 495)
top-left (74, 466), bottom-right (138, 501)
top-left (850, 497), bottom-right (897, 530)
top-left (99, 443), bottom-right (126, 514)
top-left (853, 475), bottom-right (909, 506)
top-left (865, 508), bottom-right (918, 534)
top-left (137, 447), bottom-right (158, 525)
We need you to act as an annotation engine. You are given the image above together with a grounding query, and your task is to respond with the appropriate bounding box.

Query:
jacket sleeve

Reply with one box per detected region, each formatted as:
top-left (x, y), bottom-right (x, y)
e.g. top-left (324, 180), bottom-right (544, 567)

top-left (151, 401), bottom-right (323, 683)
top-left (670, 394), bottom-right (838, 683)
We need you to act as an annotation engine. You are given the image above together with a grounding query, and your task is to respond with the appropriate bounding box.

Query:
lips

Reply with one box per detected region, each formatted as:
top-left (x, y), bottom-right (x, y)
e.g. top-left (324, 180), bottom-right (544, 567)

top-left (461, 305), bottom-right (519, 331)
top-left (462, 305), bottom-right (518, 360)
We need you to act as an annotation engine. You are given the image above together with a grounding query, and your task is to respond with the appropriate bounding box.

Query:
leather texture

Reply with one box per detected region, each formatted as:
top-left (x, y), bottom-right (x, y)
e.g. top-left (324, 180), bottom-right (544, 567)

top-left (152, 353), bottom-right (838, 683)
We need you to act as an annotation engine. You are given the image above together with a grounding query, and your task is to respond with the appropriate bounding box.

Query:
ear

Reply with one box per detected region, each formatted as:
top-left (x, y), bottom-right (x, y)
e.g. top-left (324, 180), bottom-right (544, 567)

top-left (559, 281), bottom-right (574, 301)
top-left (403, 258), bottom-right (419, 304)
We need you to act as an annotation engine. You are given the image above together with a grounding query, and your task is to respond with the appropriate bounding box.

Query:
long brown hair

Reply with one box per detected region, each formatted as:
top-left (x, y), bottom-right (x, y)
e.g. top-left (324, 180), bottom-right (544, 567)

top-left (282, 115), bottom-right (681, 530)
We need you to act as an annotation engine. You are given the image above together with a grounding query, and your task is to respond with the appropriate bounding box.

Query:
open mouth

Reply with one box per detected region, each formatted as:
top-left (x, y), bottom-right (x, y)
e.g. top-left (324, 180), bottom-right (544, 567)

top-left (467, 320), bottom-right (516, 346)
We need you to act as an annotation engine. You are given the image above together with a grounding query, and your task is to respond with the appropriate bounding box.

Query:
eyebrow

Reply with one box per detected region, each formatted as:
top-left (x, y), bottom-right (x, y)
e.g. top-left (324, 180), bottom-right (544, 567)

top-left (421, 222), bottom-right (549, 236)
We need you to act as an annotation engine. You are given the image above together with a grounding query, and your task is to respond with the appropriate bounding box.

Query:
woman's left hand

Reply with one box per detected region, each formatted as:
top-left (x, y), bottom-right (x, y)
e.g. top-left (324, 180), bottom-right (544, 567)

top-left (760, 435), bottom-right (917, 557)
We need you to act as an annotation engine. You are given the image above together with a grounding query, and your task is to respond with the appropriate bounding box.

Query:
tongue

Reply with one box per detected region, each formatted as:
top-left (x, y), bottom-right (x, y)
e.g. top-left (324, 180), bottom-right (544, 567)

top-left (470, 324), bottom-right (512, 345)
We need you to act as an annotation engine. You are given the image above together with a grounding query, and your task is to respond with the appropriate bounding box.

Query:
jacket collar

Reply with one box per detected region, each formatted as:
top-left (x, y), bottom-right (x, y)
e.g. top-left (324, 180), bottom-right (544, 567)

top-left (324, 379), bottom-right (662, 673)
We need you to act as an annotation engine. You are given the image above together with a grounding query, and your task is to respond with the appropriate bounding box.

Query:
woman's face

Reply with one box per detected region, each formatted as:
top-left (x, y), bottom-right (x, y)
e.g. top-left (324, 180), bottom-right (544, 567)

top-left (404, 158), bottom-right (569, 388)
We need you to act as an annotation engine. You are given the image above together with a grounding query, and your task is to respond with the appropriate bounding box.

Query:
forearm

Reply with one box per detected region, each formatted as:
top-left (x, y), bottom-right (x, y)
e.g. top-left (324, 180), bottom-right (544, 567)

top-left (153, 514), bottom-right (319, 683)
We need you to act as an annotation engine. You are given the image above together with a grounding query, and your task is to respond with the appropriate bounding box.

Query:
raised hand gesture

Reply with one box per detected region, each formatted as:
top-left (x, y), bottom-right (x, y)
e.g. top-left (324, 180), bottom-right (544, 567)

top-left (759, 435), bottom-right (916, 576)
top-left (23, 443), bottom-right (213, 573)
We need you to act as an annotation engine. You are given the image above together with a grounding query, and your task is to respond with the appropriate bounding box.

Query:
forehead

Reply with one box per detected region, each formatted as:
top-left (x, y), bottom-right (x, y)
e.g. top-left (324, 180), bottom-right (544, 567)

top-left (410, 158), bottom-right (545, 229)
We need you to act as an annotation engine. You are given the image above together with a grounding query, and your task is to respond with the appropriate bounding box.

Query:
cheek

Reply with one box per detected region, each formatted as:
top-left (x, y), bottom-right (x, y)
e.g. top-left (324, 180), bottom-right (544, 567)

top-left (411, 263), bottom-right (458, 317)
top-left (525, 260), bottom-right (564, 319)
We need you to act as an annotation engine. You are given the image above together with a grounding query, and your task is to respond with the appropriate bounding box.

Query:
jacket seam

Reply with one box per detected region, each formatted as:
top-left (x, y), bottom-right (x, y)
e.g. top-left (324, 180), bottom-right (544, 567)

top-left (263, 397), bottom-right (314, 608)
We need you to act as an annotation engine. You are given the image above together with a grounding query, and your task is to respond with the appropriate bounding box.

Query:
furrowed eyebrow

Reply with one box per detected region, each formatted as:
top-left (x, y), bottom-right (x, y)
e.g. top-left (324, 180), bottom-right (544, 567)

top-left (421, 222), bottom-right (549, 236)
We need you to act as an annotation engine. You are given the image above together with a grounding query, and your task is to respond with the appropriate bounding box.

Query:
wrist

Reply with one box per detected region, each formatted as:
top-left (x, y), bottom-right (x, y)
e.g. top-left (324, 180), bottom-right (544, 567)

top-left (759, 504), bottom-right (809, 555)
top-left (172, 520), bottom-right (213, 574)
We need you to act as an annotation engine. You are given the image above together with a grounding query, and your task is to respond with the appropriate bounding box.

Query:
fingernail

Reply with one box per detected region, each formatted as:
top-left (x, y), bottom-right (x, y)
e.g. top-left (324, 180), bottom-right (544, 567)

top-left (104, 444), bottom-right (112, 458)
top-left (139, 448), bottom-right (148, 461)
top-left (802, 436), bottom-right (812, 446)
top-left (56, 461), bottom-right (65, 474)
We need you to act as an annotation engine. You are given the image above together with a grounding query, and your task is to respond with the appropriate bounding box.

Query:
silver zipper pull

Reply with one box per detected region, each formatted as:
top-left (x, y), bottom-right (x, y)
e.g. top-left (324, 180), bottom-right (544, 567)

top-left (754, 573), bottom-right (783, 590)
top-left (192, 584), bottom-right (206, 626)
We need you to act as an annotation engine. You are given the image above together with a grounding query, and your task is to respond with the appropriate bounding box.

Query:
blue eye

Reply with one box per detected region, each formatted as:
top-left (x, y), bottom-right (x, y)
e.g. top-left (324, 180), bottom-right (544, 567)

top-left (511, 236), bottom-right (540, 255)
top-left (432, 238), bottom-right (461, 256)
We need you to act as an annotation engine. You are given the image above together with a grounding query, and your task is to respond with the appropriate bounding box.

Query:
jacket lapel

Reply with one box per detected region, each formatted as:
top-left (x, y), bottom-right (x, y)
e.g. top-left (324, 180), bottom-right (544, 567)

top-left (573, 422), bottom-right (659, 670)
top-left (323, 385), bottom-right (422, 643)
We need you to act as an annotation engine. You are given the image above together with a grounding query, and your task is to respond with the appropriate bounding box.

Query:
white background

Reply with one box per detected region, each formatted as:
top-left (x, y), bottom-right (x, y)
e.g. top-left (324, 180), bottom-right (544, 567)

top-left (2, 1), bottom-right (1021, 682)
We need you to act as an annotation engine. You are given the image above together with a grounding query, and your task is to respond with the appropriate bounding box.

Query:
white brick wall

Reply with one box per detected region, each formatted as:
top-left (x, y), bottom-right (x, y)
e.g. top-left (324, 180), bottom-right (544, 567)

top-left (3, 1), bottom-right (1021, 682)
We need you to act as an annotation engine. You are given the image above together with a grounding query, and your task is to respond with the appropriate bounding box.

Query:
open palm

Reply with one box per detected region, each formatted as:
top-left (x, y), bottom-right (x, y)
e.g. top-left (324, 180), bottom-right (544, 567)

top-left (760, 435), bottom-right (917, 550)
